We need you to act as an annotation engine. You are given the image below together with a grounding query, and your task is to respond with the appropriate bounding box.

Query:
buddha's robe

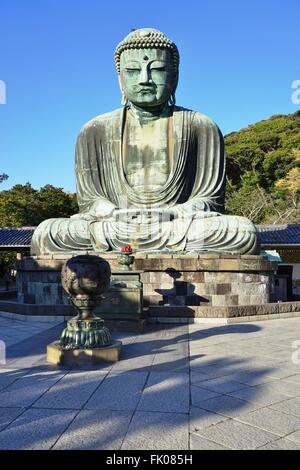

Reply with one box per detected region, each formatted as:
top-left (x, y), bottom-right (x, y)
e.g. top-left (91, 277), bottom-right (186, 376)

top-left (31, 106), bottom-right (258, 255)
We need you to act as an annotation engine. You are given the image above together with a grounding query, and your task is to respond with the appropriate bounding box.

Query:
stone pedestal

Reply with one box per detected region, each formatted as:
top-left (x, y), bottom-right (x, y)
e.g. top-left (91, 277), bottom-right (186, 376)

top-left (47, 340), bottom-right (122, 365)
top-left (15, 252), bottom-right (278, 322)
top-left (16, 257), bottom-right (144, 322)
top-left (96, 271), bottom-right (143, 321)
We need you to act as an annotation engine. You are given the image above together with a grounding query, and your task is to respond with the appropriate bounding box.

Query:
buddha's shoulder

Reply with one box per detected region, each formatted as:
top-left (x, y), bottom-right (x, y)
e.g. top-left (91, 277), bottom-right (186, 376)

top-left (79, 108), bottom-right (122, 135)
top-left (174, 106), bottom-right (220, 130)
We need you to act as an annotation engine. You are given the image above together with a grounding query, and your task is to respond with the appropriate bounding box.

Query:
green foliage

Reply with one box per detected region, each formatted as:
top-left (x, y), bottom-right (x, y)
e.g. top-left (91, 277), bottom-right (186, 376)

top-left (0, 183), bottom-right (78, 275)
top-left (0, 183), bottom-right (78, 227)
top-left (0, 252), bottom-right (16, 277)
top-left (225, 111), bottom-right (300, 223)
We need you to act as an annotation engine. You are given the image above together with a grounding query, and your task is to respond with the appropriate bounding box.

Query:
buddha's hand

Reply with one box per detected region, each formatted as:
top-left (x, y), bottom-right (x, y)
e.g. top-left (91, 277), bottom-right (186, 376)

top-left (113, 208), bottom-right (175, 223)
top-left (70, 200), bottom-right (117, 221)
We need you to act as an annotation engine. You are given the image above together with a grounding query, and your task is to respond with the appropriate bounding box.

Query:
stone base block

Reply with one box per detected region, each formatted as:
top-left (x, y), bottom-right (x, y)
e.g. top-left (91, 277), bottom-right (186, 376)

top-left (16, 253), bottom-right (279, 318)
top-left (46, 340), bottom-right (122, 365)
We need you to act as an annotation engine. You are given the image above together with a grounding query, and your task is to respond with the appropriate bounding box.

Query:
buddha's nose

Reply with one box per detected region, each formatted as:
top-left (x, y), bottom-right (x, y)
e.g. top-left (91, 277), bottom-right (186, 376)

top-left (139, 65), bottom-right (151, 85)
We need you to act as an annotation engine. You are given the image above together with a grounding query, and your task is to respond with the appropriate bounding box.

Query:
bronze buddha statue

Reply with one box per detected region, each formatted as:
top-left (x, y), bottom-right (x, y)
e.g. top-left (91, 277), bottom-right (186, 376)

top-left (31, 28), bottom-right (257, 255)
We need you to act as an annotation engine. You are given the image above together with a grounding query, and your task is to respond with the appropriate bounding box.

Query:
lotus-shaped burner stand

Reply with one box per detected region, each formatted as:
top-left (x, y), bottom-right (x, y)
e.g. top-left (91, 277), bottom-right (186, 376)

top-left (60, 255), bottom-right (112, 349)
top-left (117, 245), bottom-right (135, 271)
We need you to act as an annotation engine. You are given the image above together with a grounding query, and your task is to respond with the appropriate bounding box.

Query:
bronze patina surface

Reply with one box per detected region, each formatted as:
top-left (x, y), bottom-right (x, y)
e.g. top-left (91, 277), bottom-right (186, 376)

top-left (31, 28), bottom-right (258, 256)
top-left (59, 255), bottom-right (112, 349)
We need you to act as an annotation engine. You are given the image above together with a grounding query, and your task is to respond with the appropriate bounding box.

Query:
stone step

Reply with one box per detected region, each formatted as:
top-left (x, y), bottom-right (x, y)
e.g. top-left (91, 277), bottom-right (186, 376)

top-left (148, 301), bottom-right (300, 319)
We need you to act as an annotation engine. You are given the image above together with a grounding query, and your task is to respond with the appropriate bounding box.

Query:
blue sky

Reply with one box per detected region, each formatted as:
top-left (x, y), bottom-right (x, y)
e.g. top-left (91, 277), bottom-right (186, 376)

top-left (0, 0), bottom-right (299, 193)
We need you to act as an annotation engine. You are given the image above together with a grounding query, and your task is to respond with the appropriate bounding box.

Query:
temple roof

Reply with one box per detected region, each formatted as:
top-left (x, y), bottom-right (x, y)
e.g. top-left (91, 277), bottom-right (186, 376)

top-left (0, 227), bottom-right (35, 248)
top-left (0, 224), bottom-right (300, 249)
top-left (257, 224), bottom-right (300, 246)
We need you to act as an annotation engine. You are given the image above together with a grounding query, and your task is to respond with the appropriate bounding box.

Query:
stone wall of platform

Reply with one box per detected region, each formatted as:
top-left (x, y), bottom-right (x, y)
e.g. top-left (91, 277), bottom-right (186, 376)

top-left (141, 270), bottom-right (271, 307)
top-left (15, 252), bottom-right (278, 309)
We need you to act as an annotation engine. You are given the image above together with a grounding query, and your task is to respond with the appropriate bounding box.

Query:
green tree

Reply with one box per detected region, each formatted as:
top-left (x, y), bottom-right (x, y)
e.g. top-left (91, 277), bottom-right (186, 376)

top-left (0, 183), bottom-right (78, 275)
top-left (225, 110), bottom-right (300, 224)
top-left (0, 183), bottom-right (78, 227)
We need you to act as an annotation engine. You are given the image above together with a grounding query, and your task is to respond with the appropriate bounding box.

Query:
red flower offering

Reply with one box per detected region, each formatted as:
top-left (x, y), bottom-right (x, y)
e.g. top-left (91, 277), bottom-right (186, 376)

top-left (121, 245), bottom-right (132, 253)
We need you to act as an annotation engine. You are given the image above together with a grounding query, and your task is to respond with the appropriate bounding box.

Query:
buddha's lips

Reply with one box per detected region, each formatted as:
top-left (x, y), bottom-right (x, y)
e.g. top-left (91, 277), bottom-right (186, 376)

top-left (138, 88), bottom-right (155, 93)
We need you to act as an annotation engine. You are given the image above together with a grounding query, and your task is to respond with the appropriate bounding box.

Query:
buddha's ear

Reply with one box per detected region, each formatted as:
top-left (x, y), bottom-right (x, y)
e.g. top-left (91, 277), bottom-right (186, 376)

top-left (172, 70), bottom-right (179, 95)
top-left (118, 75), bottom-right (128, 107)
top-left (169, 70), bottom-right (179, 106)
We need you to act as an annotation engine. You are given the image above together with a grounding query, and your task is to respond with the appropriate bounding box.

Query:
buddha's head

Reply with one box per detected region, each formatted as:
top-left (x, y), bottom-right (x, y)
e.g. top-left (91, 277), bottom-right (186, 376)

top-left (115, 28), bottom-right (179, 108)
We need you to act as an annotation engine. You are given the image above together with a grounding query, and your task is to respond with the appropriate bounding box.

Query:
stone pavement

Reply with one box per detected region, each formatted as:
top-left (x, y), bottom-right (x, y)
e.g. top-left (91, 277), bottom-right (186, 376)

top-left (1, 315), bottom-right (300, 449)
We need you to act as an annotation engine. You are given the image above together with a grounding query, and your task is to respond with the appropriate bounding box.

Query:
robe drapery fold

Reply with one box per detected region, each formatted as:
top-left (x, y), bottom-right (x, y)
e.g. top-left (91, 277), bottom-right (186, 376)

top-left (76, 106), bottom-right (226, 213)
top-left (30, 106), bottom-right (258, 255)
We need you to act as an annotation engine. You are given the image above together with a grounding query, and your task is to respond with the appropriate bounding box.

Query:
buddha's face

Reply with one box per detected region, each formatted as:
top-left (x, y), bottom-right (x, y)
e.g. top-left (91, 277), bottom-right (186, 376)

top-left (119, 48), bottom-right (177, 108)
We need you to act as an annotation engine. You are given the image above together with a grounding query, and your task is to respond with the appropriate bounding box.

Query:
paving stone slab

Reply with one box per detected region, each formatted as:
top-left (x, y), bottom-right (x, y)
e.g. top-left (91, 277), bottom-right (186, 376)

top-left (193, 377), bottom-right (247, 394)
top-left (258, 438), bottom-right (300, 450)
top-left (137, 372), bottom-right (189, 413)
top-left (5, 354), bottom-right (47, 369)
top-left (190, 370), bottom-right (211, 384)
top-left (110, 356), bottom-right (155, 373)
top-left (236, 407), bottom-right (300, 436)
top-left (191, 386), bottom-right (220, 405)
top-left (195, 418), bottom-right (278, 450)
top-left (0, 408), bottom-right (77, 449)
top-left (283, 374), bottom-right (300, 385)
top-left (224, 370), bottom-right (278, 386)
top-left (53, 410), bottom-right (133, 450)
top-left (190, 432), bottom-right (230, 450)
top-left (228, 384), bottom-right (290, 406)
top-left (122, 411), bottom-right (188, 450)
top-left (0, 370), bottom-right (66, 407)
top-left (112, 335), bottom-right (138, 346)
top-left (85, 371), bottom-right (148, 411)
top-left (189, 406), bottom-right (229, 432)
top-left (266, 379), bottom-right (300, 397)
top-left (33, 370), bottom-right (108, 409)
top-left (0, 407), bottom-right (25, 431)
top-left (190, 354), bottom-right (239, 367)
top-left (190, 362), bottom-right (258, 380)
top-left (0, 369), bottom-right (26, 391)
top-left (265, 367), bottom-right (300, 380)
top-left (158, 340), bottom-right (189, 353)
top-left (285, 429), bottom-right (300, 444)
top-left (270, 397), bottom-right (300, 417)
top-left (124, 341), bottom-right (163, 356)
top-left (151, 357), bottom-right (190, 373)
top-left (116, 343), bottom-right (157, 359)
top-left (196, 395), bottom-right (262, 418)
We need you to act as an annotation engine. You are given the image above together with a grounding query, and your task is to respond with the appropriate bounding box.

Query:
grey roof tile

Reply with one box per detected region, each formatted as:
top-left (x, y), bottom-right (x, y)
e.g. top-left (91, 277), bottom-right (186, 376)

top-left (0, 227), bottom-right (35, 247)
top-left (257, 224), bottom-right (300, 245)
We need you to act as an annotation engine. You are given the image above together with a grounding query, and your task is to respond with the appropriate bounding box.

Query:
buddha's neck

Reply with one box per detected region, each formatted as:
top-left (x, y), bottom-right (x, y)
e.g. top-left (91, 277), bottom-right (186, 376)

top-left (129, 102), bottom-right (172, 123)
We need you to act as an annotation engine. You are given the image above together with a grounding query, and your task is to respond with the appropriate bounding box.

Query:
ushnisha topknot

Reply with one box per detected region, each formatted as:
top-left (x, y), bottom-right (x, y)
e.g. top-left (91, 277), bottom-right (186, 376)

top-left (114, 28), bottom-right (180, 74)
